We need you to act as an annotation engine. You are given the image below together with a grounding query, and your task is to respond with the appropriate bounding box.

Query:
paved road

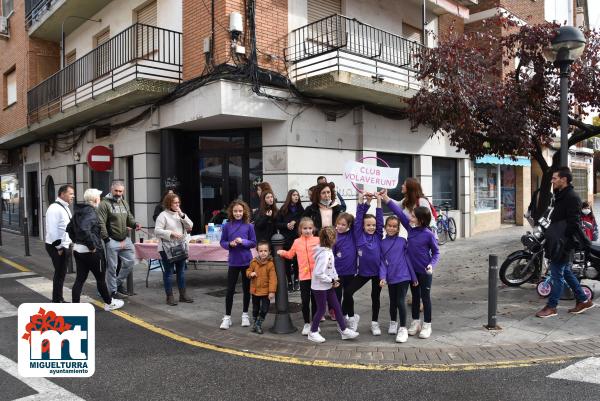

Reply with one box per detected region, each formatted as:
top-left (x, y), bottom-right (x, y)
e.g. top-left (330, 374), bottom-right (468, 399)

top-left (1, 268), bottom-right (599, 401)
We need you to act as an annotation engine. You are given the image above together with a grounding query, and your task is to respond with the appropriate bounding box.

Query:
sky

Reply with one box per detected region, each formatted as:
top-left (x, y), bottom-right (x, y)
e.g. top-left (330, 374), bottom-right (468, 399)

top-left (589, 1), bottom-right (600, 29)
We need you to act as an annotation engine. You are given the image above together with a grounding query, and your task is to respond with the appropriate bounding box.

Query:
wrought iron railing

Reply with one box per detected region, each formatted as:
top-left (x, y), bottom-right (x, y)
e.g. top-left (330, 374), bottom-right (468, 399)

top-left (285, 14), bottom-right (424, 90)
top-left (27, 23), bottom-right (182, 124)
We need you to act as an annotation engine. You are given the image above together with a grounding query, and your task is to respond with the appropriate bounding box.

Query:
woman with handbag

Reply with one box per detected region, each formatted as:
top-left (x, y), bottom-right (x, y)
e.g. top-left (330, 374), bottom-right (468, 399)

top-left (154, 193), bottom-right (194, 306)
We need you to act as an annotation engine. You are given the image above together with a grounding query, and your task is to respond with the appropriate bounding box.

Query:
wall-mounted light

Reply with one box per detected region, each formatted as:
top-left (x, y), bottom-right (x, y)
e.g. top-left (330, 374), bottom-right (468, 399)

top-left (74, 152), bottom-right (81, 162)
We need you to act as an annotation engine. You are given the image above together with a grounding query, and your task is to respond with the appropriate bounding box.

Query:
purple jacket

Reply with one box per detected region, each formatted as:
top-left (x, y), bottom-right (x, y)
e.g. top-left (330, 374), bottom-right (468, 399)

top-left (220, 220), bottom-right (257, 267)
top-left (332, 229), bottom-right (357, 276)
top-left (354, 203), bottom-right (383, 277)
top-left (379, 235), bottom-right (416, 284)
top-left (387, 200), bottom-right (440, 274)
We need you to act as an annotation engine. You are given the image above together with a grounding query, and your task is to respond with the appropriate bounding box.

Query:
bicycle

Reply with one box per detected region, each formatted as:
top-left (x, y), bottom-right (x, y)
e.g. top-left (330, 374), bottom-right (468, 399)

top-left (435, 201), bottom-right (457, 245)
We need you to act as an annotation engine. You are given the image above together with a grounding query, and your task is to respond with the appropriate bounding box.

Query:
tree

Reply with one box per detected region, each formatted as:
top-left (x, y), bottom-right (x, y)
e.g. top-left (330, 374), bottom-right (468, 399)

top-left (409, 18), bottom-right (600, 219)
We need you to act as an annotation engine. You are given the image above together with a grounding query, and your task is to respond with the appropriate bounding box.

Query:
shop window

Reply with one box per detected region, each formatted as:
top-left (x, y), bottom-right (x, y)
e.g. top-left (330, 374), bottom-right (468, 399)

top-left (572, 168), bottom-right (588, 201)
top-left (1, 173), bottom-right (20, 230)
top-left (377, 152), bottom-right (413, 213)
top-left (432, 157), bottom-right (457, 209)
top-left (475, 164), bottom-right (498, 211)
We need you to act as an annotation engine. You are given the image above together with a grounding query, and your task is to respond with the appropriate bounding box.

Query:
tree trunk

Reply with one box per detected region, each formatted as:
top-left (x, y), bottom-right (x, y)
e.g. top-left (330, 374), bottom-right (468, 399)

top-left (532, 153), bottom-right (560, 221)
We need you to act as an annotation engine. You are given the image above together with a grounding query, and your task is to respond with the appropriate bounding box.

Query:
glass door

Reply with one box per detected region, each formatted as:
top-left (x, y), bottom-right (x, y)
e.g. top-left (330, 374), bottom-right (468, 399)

top-left (501, 165), bottom-right (516, 224)
top-left (199, 155), bottom-right (225, 231)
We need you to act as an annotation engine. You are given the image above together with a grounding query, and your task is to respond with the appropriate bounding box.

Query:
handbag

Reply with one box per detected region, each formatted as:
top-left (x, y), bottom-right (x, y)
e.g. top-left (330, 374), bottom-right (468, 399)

top-left (162, 221), bottom-right (189, 263)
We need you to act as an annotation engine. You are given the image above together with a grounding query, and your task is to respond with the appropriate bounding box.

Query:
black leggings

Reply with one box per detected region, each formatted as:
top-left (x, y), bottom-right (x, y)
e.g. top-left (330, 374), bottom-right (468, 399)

top-left (252, 295), bottom-right (270, 319)
top-left (225, 267), bottom-right (250, 315)
top-left (411, 273), bottom-right (432, 323)
top-left (285, 257), bottom-right (299, 284)
top-left (72, 251), bottom-right (112, 304)
top-left (342, 275), bottom-right (381, 321)
top-left (334, 274), bottom-right (355, 307)
top-left (388, 282), bottom-right (410, 326)
top-left (299, 279), bottom-right (317, 323)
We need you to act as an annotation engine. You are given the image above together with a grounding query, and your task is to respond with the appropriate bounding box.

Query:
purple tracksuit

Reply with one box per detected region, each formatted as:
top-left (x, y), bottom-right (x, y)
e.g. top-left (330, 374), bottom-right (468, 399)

top-left (387, 200), bottom-right (440, 273)
top-left (379, 235), bottom-right (417, 284)
top-left (354, 203), bottom-right (383, 277)
top-left (333, 230), bottom-right (357, 276)
top-left (220, 220), bottom-right (257, 267)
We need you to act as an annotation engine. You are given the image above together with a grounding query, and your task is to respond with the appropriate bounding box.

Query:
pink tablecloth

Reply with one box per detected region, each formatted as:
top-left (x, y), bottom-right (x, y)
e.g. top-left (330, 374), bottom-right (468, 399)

top-left (134, 242), bottom-right (256, 262)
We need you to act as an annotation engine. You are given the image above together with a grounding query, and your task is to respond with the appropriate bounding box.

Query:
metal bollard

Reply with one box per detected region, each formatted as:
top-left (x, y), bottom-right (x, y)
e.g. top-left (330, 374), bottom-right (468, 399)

top-left (126, 229), bottom-right (136, 295)
top-left (484, 254), bottom-right (501, 330)
top-left (269, 232), bottom-right (297, 334)
top-left (23, 216), bottom-right (31, 256)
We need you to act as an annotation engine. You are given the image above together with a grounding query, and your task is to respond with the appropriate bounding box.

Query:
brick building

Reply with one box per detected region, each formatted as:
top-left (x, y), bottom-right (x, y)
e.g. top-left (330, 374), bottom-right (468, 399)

top-left (0, 0), bottom-right (591, 241)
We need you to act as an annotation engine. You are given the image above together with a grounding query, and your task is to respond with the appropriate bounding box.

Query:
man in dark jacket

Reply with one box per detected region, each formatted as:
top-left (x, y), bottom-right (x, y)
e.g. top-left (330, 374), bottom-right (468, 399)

top-left (536, 167), bottom-right (594, 318)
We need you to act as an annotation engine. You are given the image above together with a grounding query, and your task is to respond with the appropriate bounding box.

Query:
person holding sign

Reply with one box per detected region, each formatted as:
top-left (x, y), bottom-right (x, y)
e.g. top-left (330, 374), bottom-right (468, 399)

top-left (303, 182), bottom-right (343, 234)
top-left (342, 192), bottom-right (384, 336)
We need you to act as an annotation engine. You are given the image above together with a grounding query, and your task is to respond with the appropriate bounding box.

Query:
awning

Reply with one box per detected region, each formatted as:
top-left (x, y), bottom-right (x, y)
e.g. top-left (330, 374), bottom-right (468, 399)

top-left (475, 155), bottom-right (531, 167)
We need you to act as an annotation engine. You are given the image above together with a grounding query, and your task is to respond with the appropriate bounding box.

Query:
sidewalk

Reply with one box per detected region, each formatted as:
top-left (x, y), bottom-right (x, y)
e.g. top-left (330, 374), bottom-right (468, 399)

top-left (2, 226), bottom-right (600, 367)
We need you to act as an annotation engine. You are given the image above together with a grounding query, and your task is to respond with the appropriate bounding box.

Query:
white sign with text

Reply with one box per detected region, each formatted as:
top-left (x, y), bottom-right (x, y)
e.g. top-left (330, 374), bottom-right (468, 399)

top-left (343, 161), bottom-right (399, 189)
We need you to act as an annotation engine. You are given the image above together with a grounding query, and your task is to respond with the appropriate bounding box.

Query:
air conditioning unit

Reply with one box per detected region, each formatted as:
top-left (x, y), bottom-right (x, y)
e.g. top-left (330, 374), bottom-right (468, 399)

top-left (0, 16), bottom-right (9, 36)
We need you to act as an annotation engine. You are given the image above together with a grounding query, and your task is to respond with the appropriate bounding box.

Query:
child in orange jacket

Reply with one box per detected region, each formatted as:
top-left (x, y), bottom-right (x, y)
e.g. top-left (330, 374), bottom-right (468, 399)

top-left (246, 241), bottom-right (277, 334)
top-left (278, 217), bottom-right (320, 335)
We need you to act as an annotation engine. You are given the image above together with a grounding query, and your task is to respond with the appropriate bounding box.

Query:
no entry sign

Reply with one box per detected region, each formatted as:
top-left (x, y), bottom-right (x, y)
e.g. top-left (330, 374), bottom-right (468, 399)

top-left (87, 146), bottom-right (113, 172)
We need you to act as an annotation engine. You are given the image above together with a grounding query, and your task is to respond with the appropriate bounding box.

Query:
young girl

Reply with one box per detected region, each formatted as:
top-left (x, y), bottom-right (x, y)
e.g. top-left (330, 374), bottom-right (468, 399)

top-left (276, 189), bottom-right (305, 291)
top-left (278, 217), bottom-right (320, 335)
top-left (382, 190), bottom-right (440, 339)
top-left (379, 215), bottom-right (417, 342)
top-left (252, 190), bottom-right (278, 244)
top-left (219, 200), bottom-right (257, 330)
top-left (582, 201), bottom-right (598, 241)
top-left (246, 241), bottom-right (277, 334)
top-left (308, 226), bottom-right (359, 343)
top-left (342, 192), bottom-right (384, 335)
top-left (332, 213), bottom-right (357, 318)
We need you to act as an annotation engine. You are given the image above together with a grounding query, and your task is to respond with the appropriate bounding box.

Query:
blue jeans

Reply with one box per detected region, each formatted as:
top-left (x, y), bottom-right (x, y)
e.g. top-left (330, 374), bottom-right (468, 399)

top-left (547, 260), bottom-right (587, 308)
top-left (159, 251), bottom-right (186, 295)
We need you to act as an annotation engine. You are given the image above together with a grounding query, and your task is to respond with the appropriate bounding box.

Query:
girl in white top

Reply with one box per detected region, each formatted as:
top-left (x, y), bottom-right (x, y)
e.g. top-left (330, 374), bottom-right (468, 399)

top-left (307, 226), bottom-right (359, 343)
top-left (154, 193), bottom-right (193, 305)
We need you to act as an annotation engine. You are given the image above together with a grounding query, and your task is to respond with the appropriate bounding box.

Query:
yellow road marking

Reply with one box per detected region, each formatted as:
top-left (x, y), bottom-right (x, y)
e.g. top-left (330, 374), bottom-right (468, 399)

top-left (88, 299), bottom-right (577, 372)
top-left (0, 256), bottom-right (31, 272)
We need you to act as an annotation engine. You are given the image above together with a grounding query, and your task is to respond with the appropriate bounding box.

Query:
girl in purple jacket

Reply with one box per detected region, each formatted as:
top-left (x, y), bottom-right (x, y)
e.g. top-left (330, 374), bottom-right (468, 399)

top-left (379, 215), bottom-right (417, 343)
top-left (382, 190), bottom-right (440, 339)
top-left (332, 213), bottom-right (357, 316)
top-left (342, 192), bottom-right (384, 336)
top-left (219, 200), bottom-right (257, 330)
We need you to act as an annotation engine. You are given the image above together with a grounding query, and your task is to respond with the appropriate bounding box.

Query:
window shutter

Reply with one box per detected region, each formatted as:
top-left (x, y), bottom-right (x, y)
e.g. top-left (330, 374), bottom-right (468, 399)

top-left (94, 29), bottom-right (110, 78)
top-left (65, 51), bottom-right (76, 66)
top-left (6, 69), bottom-right (16, 105)
top-left (95, 29), bottom-right (110, 46)
top-left (137, 1), bottom-right (157, 26)
top-left (402, 23), bottom-right (422, 44)
top-left (307, 0), bottom-right (341, 23)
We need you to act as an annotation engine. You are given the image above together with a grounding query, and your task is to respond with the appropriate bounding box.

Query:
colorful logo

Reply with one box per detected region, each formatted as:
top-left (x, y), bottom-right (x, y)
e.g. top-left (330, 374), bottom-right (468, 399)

top-left (18, 303), bottom-right (95, 377)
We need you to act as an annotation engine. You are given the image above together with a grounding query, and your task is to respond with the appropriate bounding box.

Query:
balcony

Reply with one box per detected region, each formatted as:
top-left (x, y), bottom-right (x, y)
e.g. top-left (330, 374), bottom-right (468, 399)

top-left (27, 23), bottom-right (181, 131)
top-left (25, 0), bottom-right (112, 40)
top-left (285, 15), bottom-right (424, 109)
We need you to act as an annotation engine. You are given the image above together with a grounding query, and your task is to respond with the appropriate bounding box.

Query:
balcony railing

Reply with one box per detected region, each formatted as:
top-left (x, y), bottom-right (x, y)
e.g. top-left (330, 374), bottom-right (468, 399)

top-left (285, 15), bottom-right (424, 91)
top-left (27, 23), bottom-right (182, 125)
top-left (25, 0), bottom-right (53, 29)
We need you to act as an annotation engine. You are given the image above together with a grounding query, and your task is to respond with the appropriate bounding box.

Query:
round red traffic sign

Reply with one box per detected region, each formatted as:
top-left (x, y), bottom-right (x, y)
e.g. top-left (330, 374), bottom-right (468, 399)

top-left (87, 146), bottom-right (113, 172)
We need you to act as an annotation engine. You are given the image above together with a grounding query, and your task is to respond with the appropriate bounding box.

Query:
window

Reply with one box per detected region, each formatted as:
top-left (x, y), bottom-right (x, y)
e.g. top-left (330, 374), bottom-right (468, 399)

top-left (2, 0), bottom-right (13, 16)
top-left (1, 173), bottom-right (20, 230)
top-left (4, 68), bottom-right (16, 107)
top-left (90, 170), bottom-right (112, 196)
top-left (402, 22), bottom-right (423, 44)
top-left (307, 0), bottom-right (341, 23)
top-left (432, 158), bottom-right (457, 209)
top-left (45, 175), bottom-right (55, 203)
top-left (377, 152), bottom-right (413, 213)
top-left (136, 1), bottom-right (157, 25)
top-left (65, 50), bottom-right (76, 66)
top-left (475, 164), bottom-right (499, 211)
top-left (572, 168), bottom-right (588, 201)
top-left (93, 28), bottom-right (110, 78)
top-left (136, 1), bottom-right (158, 57)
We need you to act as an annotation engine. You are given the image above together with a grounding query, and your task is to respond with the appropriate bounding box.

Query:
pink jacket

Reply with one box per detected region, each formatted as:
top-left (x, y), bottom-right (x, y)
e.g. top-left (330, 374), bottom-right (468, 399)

top-left (280, 236), bottom-right (320, 281)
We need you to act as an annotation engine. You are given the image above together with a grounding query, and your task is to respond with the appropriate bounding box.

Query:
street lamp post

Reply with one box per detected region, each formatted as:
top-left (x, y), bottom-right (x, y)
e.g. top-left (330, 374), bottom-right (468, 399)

top-left (543, 26), bottom-right (587, 167)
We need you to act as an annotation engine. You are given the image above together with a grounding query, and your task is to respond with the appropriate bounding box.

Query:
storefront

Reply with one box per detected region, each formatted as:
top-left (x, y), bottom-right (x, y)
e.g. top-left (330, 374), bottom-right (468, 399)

top-left (1, 173), bottom-right (21, 231)
top-left (471, 156), bottom-right (530, 234)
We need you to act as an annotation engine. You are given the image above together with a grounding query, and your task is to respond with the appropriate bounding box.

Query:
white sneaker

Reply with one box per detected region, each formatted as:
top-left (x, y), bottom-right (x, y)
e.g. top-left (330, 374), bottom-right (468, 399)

top-left (340, 328), bottom-right (359, 340)
top-left (346, 314), bottom-right (360, 331)
top-left (388, 321), bottom-right (398, 335)
top-left (220, 315), bottom-right (232, 330)
top-left (241, 313), bottom-right (251, 327)
top-left (103, 298), bottom-right (124, 311)
top-left (371, 321), bottom-right (381, 336)
top-left (307, 331), bottom-right (326, 343)
top-left (408, 320), bottom-right (421, 336)
top-left (419, 322), bottom-right (432, 339)
top-left (302, 323), bottom-right (311, 335)
top-left (396, 327), bottom-right (408, 343)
